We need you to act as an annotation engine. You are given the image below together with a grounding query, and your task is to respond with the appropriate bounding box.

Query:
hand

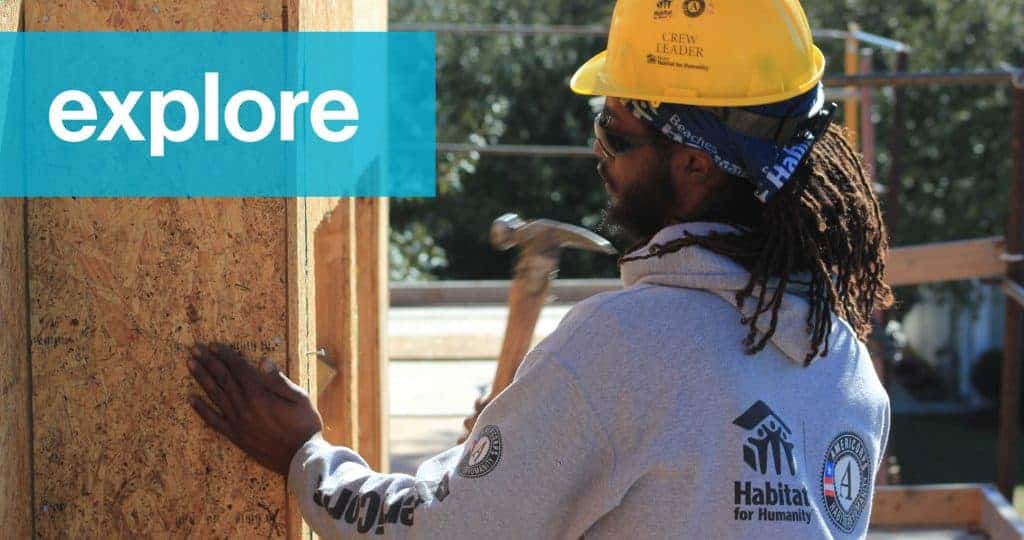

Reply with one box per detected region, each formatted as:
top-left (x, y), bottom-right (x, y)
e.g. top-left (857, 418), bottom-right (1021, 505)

top-left (187, 342), bottom-right (323, 476)
top-left (457, 396), bottom-right (492, 444)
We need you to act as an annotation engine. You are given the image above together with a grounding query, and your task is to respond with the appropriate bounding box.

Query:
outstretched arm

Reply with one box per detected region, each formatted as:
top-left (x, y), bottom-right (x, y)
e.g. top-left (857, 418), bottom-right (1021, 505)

top-left (186, 342), bottom-right (616, 539)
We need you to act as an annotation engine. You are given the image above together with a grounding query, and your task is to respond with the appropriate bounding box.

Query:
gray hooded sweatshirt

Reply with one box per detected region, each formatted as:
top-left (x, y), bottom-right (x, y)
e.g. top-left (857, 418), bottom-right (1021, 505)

top-left (288, 222), bottom-right (891, 539)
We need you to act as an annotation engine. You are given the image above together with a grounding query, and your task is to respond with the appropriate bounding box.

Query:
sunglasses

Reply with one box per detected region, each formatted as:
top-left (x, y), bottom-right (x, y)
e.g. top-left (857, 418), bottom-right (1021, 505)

top-left (593, 111), bottom-right (657, 158)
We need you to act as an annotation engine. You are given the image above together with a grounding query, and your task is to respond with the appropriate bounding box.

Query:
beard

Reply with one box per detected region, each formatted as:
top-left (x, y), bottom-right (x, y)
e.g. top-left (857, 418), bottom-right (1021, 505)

top-left (597, 158), bottom-right (678, 244)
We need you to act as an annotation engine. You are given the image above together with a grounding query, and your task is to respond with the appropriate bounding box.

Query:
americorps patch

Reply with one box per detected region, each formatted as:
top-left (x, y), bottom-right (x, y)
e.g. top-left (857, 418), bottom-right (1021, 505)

top-left (820, 432), bottom-right (872, 533)
top-left (458, 425), bottom-right (502, 478)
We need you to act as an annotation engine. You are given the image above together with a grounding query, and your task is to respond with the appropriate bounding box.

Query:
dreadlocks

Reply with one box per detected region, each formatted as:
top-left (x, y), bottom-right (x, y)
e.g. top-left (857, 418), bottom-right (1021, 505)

top-left (620, 124), bottom-right (894, 365)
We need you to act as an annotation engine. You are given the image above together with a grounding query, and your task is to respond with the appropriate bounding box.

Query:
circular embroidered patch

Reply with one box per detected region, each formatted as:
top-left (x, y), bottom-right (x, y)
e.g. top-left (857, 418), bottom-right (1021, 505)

top-left (682, 0), bottom-right (706, 18)
top-left (458, 425), bottom-right (502, 478)
top-left (820, 432), bottom-right (872, 533)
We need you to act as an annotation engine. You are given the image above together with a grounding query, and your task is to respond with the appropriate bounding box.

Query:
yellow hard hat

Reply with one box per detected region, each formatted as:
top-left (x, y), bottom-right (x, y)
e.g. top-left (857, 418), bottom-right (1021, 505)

top-left (570, 0), bottom-right (826, 107)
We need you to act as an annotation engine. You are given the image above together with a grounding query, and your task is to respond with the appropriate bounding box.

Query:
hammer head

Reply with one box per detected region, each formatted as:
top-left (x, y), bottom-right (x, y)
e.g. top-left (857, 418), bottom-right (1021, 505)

top-left (490, 213), bottom-right (617, 257)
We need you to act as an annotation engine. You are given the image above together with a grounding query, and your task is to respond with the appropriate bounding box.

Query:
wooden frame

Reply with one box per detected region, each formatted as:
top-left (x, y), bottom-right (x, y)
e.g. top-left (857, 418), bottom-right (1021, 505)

top-left (0, 1), bottom-right (390, 537)
top-left (871, 484), bottom-right (1024, 539)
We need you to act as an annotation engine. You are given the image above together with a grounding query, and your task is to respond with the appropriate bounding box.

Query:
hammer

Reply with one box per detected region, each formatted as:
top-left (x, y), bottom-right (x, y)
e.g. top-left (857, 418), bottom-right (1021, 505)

top-left (459, 214), bottom-right (617, 441)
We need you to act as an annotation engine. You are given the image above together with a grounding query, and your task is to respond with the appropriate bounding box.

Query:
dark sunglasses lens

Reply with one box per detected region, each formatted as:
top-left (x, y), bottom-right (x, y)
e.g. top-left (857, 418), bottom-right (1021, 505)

top-left (600, 130), bottom-right (632, 155)
top-left (594, 112), bottom-right (640, 157)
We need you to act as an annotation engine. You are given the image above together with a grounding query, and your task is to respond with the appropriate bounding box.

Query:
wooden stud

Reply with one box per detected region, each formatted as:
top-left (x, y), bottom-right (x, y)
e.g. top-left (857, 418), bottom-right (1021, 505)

top-left (292, 0), bottom-right (389, 472)
top-left (981, 485), bottom-right (1024, 540)
top-left (315, 198), bottom-right (360, 449)
top-left (998, 85), bottom-right (1024, 500)
top-left (0, 197), bottom-right (32, 538)
top-left (285, 198), bottom-right (320, 540)
top-left (356, 198), bottom-right (389, 472)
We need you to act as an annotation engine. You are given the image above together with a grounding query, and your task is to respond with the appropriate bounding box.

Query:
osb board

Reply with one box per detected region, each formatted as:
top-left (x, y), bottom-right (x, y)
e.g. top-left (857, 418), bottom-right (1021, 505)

top-left (20, 0), bottom-right (294, 537)
top-left (24, 0), bottom-right (283, 31)
top-left (28, 199), bottom-right (291, 538)
top-left (0, 0), bottom-right (21, 30)
top-left (1, 199), bottom-right (32, 539)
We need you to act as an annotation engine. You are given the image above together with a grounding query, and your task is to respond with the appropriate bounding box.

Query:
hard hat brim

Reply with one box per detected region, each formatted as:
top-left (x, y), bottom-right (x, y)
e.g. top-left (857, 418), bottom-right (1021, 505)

top-left (570, 48), bottom-right (827, 108)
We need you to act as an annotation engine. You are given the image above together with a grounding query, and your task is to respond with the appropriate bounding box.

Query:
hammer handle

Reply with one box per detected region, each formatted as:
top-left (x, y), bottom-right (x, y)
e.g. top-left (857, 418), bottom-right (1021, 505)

top-left (490, 277), bottom-right (550, 397)
top-left (459, 277), bottom-right (549, 443)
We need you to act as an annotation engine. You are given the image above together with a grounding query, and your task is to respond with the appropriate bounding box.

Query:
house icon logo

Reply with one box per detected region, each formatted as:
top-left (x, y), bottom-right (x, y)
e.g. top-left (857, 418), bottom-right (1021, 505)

top-left (733, 400), bottom-right (797, 476)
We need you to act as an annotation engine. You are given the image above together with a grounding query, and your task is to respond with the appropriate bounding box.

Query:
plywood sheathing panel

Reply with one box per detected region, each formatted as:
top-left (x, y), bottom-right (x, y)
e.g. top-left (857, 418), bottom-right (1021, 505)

top-left (27, 199), bottom-right (290, 538)
top-left (1, 199), bottom-right (33, 539)
top-left (1, 6), bottom-right (30, 535)
top-left (0, 0), bottom-right (21, 30)
top-left (25, 0), bottom-right (284, 31)
top-left (21, 0), bottom-right (300, 537)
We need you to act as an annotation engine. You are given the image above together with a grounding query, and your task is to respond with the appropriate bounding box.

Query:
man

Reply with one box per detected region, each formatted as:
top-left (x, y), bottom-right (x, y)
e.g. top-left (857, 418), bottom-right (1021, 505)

top-left (187, 1), bottom-right (893, 537)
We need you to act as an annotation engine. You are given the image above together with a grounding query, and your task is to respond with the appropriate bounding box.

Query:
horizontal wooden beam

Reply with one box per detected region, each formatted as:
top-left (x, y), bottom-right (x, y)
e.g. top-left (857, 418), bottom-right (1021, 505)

top-left (871, 484), bottom-right (1024, 538)
top-left (391, 279), bottom-right (620, 306)
top-left (886, 236), bottom-right (1007, 287)
top-left (391, 237), bottom-right (1009, 307)
top-left (871, 484), bottom-right (983, 529)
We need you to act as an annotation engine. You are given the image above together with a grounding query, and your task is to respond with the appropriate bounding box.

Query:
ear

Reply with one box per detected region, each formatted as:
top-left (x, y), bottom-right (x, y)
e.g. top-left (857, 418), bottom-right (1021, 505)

top-left (666, 147), bottom-right (725, 220)
top-left (669, 147), bottom-right (714, 188)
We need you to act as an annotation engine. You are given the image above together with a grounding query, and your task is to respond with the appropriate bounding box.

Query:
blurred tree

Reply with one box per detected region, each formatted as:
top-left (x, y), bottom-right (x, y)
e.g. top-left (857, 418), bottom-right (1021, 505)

top-left (388, 0), bottom-right (1024, 287)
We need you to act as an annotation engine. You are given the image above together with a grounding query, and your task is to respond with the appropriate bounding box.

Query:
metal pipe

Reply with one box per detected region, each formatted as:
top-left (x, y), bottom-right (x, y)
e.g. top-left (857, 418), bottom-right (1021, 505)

top-left (997, 85), bottom-right (1024, 500)
top-left (390, 22), bottom-right (608, 37)
top-left (886, 52), bottom-right (910, 243)
top-left (1005, 280), bottom-right (1024, 310)
top-left (824, 69), bottom-right (1021, 88)
top-left (859, 47), bottom-right (876, 179)
top-left (438, 143), bottom-right (594, 158)
top-left (390, 23), bottom-right (913, 51)
top-left (813, 28), bottom-right (912, 53)
top-left (844, 23), bottom-right (861, 148)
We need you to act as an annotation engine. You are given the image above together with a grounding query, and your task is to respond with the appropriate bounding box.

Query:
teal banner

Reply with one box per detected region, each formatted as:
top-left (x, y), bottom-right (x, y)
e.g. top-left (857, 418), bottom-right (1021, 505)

top-left (0, 32), bottom-right (436, 197)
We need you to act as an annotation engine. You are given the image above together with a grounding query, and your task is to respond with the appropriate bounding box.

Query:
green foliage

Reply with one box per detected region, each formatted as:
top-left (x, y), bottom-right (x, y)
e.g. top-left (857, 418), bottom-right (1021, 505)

top-left (390, 223), bottom-right (448, 281)
top-left (388, 0), bottom-right (1024, 283)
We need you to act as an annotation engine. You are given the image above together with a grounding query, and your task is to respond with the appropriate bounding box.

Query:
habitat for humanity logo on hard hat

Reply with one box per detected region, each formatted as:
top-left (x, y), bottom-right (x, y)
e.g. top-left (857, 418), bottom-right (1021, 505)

top-left (0, 32), bottom-right (437, 197)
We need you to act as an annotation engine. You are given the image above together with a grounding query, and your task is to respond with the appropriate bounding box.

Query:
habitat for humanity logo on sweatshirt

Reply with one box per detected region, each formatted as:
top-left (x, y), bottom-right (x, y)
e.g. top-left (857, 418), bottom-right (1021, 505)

top-left (730, 400), bottom-right (814, 525)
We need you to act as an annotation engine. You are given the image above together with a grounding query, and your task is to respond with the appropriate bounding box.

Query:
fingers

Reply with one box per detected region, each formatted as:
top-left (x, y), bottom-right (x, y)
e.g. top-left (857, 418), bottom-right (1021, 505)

top-left (192, 345), bottom-right (247, 415)
top-left (187, 354), bottom-right (237, 419)
top-left (189, 394), bottom-right (234, 440)
top-left (259, 357), bottom-right (305, 402)
top-left (211, 342), bottom-right (256, 376)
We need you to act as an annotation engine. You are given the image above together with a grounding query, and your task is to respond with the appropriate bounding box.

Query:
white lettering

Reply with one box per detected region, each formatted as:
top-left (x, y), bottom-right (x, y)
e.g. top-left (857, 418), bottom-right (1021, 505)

top-left (311, 90), bottom-right (359, 143)
top-left (150, 90), bottom-right (200, 157)
top-left (47, 72), bottom-right (360, 155)
top-left (97, 91), bottom-right (144, 141)
top-left (279, 91), bottom-right (310, 141)
top-left (49, 90), bottom-right (97, 143)
top-left (204, 72), bottom-right (220, 141)
top-left (224, 90), bottom-right (276, 143)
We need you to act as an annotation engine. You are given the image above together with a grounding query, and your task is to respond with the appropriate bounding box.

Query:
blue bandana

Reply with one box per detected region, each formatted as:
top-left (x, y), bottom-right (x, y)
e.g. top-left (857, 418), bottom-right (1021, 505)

top-left (623, 84), bottom-right (836, 202)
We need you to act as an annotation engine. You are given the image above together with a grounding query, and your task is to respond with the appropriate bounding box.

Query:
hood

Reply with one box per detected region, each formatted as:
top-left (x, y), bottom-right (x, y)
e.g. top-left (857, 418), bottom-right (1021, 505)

top-left (619, 222), bottom-right (844, 365)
